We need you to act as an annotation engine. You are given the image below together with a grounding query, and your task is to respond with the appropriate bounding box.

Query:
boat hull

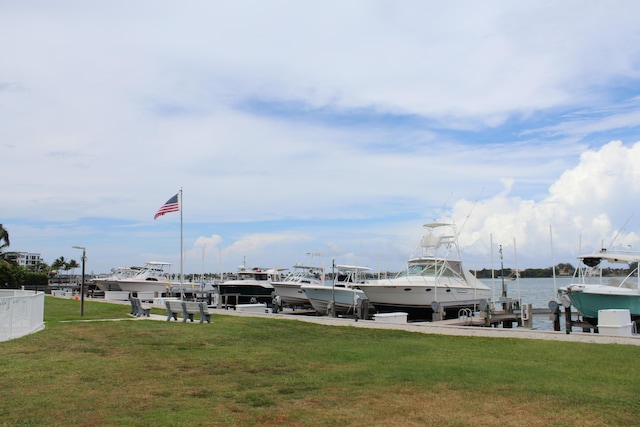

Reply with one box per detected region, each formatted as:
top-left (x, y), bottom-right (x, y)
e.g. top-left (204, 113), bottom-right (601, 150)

top-left (358, 281), bottom-right (491, 320)
top-left (363, 301), bottom-right (483, 320)
top-left (566, 285), bottom-right (640, 322)
top-left (271, 283), bottom-right (311, 308)
top-left (217, 283), bottom-right (275, 305)
top-left (303, 286), bottom-right (368, 315)
top-left (116, 280), bottom-right (171, 296)
top-left (93, 279), bottom-right (122, 291)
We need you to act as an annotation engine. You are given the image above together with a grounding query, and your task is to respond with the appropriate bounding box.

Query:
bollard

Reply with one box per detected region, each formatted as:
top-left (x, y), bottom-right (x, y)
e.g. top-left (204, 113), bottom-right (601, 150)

top-left (522, 303), bottom-right (533, 329)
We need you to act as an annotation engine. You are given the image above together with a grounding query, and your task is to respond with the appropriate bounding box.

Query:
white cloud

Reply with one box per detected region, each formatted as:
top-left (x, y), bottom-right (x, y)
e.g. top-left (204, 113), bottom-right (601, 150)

top-left (452, 141), bottom-right (640, 267)
top-left (3, 2), bottom-right (640, 273)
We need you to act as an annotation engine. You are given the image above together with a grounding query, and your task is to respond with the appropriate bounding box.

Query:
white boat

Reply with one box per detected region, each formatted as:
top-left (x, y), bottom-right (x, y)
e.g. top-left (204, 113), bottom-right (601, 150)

top-left (302, 264), bottom-right (372, 316)
top-left (217, 266), bottom-right (287, 306)
top-left (271, 264), bottom-right (325, 309)
top-left (92, 267), bottom-right (142, 291)
top-left (357, 222), bottom-right (491, 320)
top-left (115, 262), bottom-right (174, 297)
top-left (558, 249), bottom-right (640, 325)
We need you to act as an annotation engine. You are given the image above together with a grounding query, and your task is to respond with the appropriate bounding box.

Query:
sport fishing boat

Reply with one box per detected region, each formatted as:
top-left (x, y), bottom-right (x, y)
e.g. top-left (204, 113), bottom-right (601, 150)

top-left (302, 264), bottom-right (373, 316)
top-left (92, 266), bottom-right (142, 291)
top-left (217, 266), bottom-right (287, 306)
top-left (558, 249), bottom-right (640, 325)
top-left (115, 261), bottom-right (173, 297)
top-left (358, 222), bottom-right (491, 320)
top-left (270, 264), bottom-right (325, 309)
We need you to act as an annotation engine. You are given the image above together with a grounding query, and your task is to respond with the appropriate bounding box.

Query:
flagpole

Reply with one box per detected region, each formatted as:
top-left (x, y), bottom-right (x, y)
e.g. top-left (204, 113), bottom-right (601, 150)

top-left (180, 188), bottom-right (183, 288)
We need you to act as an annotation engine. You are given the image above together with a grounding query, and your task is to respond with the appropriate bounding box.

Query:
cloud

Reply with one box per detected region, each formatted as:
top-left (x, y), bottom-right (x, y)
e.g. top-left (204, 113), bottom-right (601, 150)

top-left (452, 141), bottom-right (640, 267)
top-left (3, 2), bottom-right (640, 273)
top-left (219, 232), bottom-right (312, 269)
top-left (193, 234), bottom-right (223, 249)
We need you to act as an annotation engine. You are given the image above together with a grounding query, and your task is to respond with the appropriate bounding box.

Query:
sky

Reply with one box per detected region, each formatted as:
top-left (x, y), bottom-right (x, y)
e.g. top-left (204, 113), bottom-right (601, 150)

top-left (3, 1), bottom-right (640, 276)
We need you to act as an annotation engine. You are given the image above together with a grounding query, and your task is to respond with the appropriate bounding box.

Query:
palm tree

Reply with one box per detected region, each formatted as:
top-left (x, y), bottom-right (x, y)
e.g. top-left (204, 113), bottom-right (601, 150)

top-left (0, 224), bottom-right (9, 253)
top-left (32, 260), bottom-right (49, 273)
top-left (0, 224), bottom-right (10, 271)
top-left (67, 259), bottom-right (80, 280)
top-left (51, 256), bottom-right (66, 275)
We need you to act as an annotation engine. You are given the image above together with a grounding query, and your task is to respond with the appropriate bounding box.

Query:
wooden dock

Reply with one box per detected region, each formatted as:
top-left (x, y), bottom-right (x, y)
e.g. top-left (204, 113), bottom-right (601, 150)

top-left (430, 310), bottom-right (522, 328)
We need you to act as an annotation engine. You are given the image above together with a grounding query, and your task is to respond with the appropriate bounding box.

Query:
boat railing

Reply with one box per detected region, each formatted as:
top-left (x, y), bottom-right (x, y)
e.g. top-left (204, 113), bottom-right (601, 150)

top-left (575, 261), bottom-right (639, 288)
top-left (618, 267), bottom-right (639, 289)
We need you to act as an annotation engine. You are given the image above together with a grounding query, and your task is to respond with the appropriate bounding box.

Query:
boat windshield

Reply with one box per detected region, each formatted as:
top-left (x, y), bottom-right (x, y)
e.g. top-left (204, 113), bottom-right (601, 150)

top-left (336, 274), bottom-right (352, 283)
top-left (396, 260), bottom-right (462, 278)
top-left (237, 272), bottom-right (269, 281)
top-left (298, 271), bottom-right (322, 281)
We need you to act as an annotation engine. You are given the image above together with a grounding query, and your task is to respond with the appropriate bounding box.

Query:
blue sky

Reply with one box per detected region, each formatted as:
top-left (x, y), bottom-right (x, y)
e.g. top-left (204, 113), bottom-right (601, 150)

top-left (3, 1), bottom-right (640, 275)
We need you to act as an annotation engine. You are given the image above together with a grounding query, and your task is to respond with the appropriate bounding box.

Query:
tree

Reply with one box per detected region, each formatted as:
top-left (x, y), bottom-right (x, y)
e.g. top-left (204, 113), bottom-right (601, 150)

top-left (51, 256), bottom-right (67, 276)
top-left (0, 262), bottom-right (24, 289)
top-left (0, 224), bottom-right (48, 288)
top-left (67, 259), bottom-right (80, 277)
top-left (0, 224), bottom-right (9, 252)
top-left (29, 260), bottom-right (49, 273)
top-left (0, 225), bottom-right (12, 273)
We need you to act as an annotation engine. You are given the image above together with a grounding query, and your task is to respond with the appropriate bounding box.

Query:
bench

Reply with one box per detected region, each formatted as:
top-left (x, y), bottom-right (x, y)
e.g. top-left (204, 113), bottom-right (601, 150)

top-left (165, 300), bottom-right (183, 321)
top-left (165, 300), bottom-right (211, 323)
top-left (182, 301), bottom-right (212, 324)
top-left (130, 297), bottom-right (151, 317)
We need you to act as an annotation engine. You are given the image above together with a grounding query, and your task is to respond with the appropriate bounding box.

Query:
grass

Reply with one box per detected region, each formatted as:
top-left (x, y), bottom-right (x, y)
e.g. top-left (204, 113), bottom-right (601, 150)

top-left (0, 297), bottom-right (639, 426)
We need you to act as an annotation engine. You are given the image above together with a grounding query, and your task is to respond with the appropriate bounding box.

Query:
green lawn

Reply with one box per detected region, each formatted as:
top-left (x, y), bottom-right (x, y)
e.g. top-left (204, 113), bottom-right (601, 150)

top-left (0, 296), bottom-right (638, 426)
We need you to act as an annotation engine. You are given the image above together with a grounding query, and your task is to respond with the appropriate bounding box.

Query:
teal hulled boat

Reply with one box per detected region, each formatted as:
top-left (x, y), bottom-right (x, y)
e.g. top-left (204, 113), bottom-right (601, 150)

top-left (559, 250), bottom-right (640, 325)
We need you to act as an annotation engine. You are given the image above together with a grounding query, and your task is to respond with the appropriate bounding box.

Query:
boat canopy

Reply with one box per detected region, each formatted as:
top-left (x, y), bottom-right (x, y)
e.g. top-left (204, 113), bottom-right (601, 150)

top-left (423, 222), bottom-right (456, 229)
top-left (334, 265), bottom-right (371, 271)
top-left (578, 251), bottom-right (640, 265)
top-left (290, 264), bottom-right (321, 270)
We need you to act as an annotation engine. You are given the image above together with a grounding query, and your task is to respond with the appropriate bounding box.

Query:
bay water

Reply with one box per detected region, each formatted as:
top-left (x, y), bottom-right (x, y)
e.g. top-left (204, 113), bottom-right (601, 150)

top-left (479, 276), bottom-right (575, 331)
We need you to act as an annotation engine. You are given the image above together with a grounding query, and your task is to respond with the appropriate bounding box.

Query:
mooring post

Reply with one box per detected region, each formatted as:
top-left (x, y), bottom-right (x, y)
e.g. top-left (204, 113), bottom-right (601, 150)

top-left (548, 301), bottom-right (561, 332)
top-left (522, 303), bottom-right (533, 329)
top-left (553, 307), bottom-right (561, 331)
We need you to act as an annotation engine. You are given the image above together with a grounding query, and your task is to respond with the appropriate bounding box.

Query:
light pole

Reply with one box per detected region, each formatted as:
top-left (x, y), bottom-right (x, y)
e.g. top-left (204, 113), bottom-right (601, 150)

top-left (72, 246), bottom-right (86, 316)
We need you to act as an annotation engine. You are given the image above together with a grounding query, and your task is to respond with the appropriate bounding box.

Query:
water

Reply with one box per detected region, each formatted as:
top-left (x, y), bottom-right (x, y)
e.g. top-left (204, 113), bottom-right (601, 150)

top-left (480, 276), bottom-right (575, 331)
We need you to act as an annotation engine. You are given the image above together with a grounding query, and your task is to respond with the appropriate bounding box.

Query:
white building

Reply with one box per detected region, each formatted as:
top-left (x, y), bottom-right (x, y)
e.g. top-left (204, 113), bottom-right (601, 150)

top-left (5, 252), bottom-right (43, 268)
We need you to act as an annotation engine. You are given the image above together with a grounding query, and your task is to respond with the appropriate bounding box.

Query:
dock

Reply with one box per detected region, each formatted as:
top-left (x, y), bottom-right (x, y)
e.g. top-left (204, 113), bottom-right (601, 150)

top-left (49, 292), bottom-right (640, 345)
top-left (206, 304), bottom-right (640, 346)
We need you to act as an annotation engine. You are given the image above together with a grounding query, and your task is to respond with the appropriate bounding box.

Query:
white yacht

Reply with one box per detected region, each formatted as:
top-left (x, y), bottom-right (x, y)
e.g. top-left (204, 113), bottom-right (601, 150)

top-left (302, 264), bottom-right (371, 316)
top-left (92, 267), bottom-right (141, 291)
top-left (115, 261), bottom-right (173, 297)
top-left (217, 266), bottom-right (287, 306)
top-left (358, 223), bottom-right (491, 320)
top-left (271, 264), bottom-right (325, 309)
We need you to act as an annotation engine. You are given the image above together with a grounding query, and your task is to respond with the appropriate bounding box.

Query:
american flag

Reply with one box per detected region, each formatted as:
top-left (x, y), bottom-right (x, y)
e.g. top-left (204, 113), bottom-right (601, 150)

top-left (154, 193), bottom-right (179, 219)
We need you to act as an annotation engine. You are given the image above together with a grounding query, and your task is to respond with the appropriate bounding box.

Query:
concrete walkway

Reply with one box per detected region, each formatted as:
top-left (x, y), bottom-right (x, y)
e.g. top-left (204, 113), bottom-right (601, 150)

top-left (82, 296), bottom-right (640, 346)
top-left (160, 305), bottom-right (640, 346)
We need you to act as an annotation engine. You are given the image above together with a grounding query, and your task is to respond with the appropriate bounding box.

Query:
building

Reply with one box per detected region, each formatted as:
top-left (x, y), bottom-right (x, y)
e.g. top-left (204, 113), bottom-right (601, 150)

top-left (5, 252), bottom-right (43, 268)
